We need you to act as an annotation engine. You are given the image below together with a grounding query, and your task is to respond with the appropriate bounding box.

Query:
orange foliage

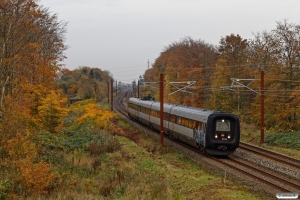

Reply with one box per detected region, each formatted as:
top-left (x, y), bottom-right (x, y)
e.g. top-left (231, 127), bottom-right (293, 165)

top-left (19, 161), bottom-right (56, 195)
top-left (144, 36), bottom-right (217, 106)
top-left (6, 132), bottom-right (37, 162)
top-left (0, 0), bottom-right (67, 197)
top-left (67, 84), bottom-right (79, 96)
top-left (5, 132), bottom-right (56, 196)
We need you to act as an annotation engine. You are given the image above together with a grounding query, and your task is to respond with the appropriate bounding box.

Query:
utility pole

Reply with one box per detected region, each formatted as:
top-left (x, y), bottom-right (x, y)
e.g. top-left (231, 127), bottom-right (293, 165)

top-left (160, 73), bottom-right (164, 145)
top-left (116, 80), bottom-right (117, 96)
top-left (111, 78), bottom-right (113, 112)
top-left (260, 70), bottom-right (264, 143)
top-left (138, 80), bottom-right (140, 98)
top-left (220, 77), bottom-right (266, 142)
top-left (107, 80), bottom-right (110, 104)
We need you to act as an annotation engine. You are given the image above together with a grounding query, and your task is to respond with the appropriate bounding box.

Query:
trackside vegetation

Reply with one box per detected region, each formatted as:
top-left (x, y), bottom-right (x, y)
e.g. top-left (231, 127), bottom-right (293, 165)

top-left (240, 123), bottom-right (300, 159)
top-left (2, 99), bottom-right (266, 199)
top-left (265, 132), bottom-right (300, 149)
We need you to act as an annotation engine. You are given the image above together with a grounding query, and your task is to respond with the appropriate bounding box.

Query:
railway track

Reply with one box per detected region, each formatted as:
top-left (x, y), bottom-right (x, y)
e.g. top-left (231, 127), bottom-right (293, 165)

top-left (114, 90), bottom-right (131, 117)
top-left (214, 156), bottom-right (300, 193)
top-left (114, 91), bottom-right (300, 195)
top-left (239, 142), bottom-right (300, 169)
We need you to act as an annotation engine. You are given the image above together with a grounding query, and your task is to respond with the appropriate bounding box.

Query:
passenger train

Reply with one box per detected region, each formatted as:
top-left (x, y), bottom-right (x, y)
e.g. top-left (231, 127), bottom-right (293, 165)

top-left (127, 97), bottom-right (240, 155)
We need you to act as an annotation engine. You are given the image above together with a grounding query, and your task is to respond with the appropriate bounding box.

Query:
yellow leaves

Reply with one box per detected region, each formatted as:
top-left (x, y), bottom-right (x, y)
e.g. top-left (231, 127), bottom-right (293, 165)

top-left (38, 90), bottom-right (69, 132)
top-left (77, 103), bottom-right (117, 130)
top-left (69, 98), bottom-right (95, 114)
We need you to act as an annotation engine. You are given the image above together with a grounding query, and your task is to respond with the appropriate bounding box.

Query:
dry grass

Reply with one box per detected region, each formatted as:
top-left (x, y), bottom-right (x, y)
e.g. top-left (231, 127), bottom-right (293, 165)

top-left (27, 120), bottom-right (270, 200)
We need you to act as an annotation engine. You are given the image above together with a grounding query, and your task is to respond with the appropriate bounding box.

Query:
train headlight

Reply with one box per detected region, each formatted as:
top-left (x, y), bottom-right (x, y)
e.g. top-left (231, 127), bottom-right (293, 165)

top-left (222, 119), bottom-right (225, 122)
top-left (228, 135), bottom-right (231, 139)
top-left (215, 134), bottom-right (218, 138)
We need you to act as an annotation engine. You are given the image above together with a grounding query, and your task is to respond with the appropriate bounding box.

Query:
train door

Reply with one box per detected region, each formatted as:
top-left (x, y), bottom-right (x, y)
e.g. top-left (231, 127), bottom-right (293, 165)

top-left (137, 105), bottom-right (140, 121)
top-left (169, 114), bottom-right (176, 131)
top-left (164, 112), bottom-right (169, 130)
top-left (202, 123), bottom-right (206, 147)
top-left (193, 121), bottom-right (202, 146)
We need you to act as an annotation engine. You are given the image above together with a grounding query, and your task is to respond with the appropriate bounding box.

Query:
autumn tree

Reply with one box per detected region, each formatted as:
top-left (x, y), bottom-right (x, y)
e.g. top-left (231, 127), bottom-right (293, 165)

top-left (38, 90), bottom-right (68, 133)
top-left (209, 34), bottom-right (251, 116)
top-left (76, 102), bottom-right (117, 130)
top-left (0, 1), bottom-right (67, 196)
top-left (144, 36), bottom-right (217, 107)
top-left (0, 0), bottom-right (67, 123)
top-left (249, 20), bottom-right (300, 131)
top-left (58, 66), bottom-right (113, 102)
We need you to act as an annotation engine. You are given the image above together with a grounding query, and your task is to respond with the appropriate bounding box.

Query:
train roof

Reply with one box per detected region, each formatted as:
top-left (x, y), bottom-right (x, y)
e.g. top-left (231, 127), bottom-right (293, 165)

top-left (128, 98), bottom-right (140, 104)
top-left (151, 101), bottom-right (174, 112)
top-left (128, 97), bottom-right (221, 116)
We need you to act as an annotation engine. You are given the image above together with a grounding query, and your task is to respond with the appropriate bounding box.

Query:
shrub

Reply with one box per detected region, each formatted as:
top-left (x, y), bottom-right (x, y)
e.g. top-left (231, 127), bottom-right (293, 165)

top-left (265, 132), bottom-right (300, 149)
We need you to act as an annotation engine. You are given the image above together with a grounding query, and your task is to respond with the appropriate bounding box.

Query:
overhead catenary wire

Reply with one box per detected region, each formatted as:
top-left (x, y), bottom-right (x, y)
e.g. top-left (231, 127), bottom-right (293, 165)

top-left (104, 62), bottom-right (300, 95)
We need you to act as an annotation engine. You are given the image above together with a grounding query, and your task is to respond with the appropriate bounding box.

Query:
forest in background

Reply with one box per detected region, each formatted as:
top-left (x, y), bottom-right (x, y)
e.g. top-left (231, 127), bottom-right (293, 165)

top-left (143, 21), bottom-right (300, 133)
top-left (59, 67), bottom-right (112, 101)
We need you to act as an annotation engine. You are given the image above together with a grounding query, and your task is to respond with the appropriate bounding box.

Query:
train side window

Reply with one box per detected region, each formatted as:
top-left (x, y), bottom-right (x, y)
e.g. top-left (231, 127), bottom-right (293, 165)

top-left (181, 118), bottom-right (185, 126)
top-left (152, 110), bottom-right (160, 118)
top-left (164, 113), bottom-right (169, 121)
top-left (190, 120), bottom-right (196, 129)
top-left (183, 118), bottom-right (188, 127)
top-left (170, 115), bottom-right (176, 123)
top-left (188, 119), bottom-right (193, 128)
top-left (176, 116), bottom-right (181, 124)
top-left (150, 110), bottom-right (154, 116)
top-left (188, 119), bottom-right (194, 128)
top-left (195, 121), bottom-right (202, 131)
top-left (181, 118), bottom-right (184, 126)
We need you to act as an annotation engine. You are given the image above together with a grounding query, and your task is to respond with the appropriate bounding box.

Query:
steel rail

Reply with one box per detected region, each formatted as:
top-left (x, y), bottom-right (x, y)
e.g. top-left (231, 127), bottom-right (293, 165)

top-left (239, 142), bottom-right (300, 169)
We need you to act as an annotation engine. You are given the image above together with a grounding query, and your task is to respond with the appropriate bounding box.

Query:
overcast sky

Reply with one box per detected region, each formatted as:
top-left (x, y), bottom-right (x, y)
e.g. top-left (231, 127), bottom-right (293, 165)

top-left (39, 0), bottom-right (300, 83)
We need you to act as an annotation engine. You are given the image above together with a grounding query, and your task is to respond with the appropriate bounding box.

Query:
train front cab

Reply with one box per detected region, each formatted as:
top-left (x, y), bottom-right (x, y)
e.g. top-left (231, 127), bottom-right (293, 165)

top-left (204, 113), bottom-right (240, 156)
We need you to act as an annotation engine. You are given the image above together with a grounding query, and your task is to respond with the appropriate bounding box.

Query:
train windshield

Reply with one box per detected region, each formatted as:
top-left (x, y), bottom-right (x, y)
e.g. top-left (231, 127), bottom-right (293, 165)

top-left (216, 120), bottom-right (230, 131)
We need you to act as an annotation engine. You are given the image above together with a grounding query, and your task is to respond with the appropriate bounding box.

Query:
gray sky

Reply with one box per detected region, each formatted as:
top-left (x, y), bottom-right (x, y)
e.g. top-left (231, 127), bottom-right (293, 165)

top-left (40, 0), bottom-right (300, 83)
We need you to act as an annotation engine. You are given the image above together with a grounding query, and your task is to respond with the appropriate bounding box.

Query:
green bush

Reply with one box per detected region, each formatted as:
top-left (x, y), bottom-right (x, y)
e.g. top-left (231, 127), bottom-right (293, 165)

top-left (265, 132), bottom-right (300, 149)
top-left (0, 180), bottom-right (11, 200)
